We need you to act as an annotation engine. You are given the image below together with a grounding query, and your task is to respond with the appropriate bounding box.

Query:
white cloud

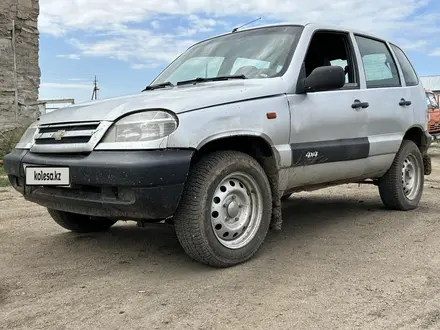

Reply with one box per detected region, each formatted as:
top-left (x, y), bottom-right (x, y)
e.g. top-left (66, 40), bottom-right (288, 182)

top-left (69, 26), bottom-right (196, 65)
top-left (175, 27), bottom-right (198, 37)
top-left (39, 0), bottom-right (438, 36)
top-left (56, 54), bottom-right (81, 60)
top-left (430, 48), bottom-right (440, 56)
top-left (175, 15), bottom-right (226, 36)
top-left (131, 63), bottom-right (162, 70)
top-left (39, 0), bottom-right (440, 66)
top-left (40, 83), bottom-right (91, 89)
top-left (187, 14), bottom-right (224, 32)
top-left (151, 20), bottom-right (160, 29)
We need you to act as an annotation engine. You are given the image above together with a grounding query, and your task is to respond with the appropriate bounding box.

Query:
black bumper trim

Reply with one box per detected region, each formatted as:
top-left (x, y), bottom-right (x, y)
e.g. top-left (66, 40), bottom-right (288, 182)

top-left (23, 184), bottom-right (186, 220)
top-left (4, 149), bottom-right (194, 220)
top-left (5, 149), bottom-right (194, 187)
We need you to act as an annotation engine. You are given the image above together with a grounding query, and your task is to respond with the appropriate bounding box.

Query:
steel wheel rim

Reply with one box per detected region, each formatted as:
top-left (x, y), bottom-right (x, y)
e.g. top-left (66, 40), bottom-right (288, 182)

top-left (401, 154), bottom-right (421, 201)
top-left (210, 171), bottom-right (263, 249)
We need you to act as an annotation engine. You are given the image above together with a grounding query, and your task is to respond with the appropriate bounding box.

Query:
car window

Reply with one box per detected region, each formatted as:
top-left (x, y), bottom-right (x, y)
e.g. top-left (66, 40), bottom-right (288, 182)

top-left (330, 59), bottom-right (349, 83)
top-left (232, 58), bottom-right (270, 73)
top-left (355, 36), bottom-right (401, 88)
top-left (427, 93), bottom-right (439, 108)
top-left (390, 44), bottom-right (418, 86)
top-left (303, 31), bottom-right (358, 89)
top-left (151, 26), bottom-right (303, 85)
top-left (166, 57), bottom-right (224, 83)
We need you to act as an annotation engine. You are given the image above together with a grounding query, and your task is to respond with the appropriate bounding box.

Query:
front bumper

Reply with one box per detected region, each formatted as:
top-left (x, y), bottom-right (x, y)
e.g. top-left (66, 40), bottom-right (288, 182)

top-left (4, 149), bottom-right (194, 220)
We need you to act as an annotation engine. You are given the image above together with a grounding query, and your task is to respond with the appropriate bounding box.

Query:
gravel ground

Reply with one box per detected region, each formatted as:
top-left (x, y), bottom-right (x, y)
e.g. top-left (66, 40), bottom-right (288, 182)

top-left (1, 147), bottom-right (440, 330)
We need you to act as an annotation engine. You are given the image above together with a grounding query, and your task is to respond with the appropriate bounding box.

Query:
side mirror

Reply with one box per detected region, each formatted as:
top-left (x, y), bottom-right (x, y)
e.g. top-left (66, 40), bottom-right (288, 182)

top-left (303, 66), bottom-right (345, 93)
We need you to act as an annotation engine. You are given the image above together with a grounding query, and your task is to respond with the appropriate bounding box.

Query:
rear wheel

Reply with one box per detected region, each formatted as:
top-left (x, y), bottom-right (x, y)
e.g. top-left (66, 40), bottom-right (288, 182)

top-left (173, 151), bottom-right (272, 268)
top-left (48, 209), bottom-right (117, 233)
top-left (378, 140), bottom-right (424, 210)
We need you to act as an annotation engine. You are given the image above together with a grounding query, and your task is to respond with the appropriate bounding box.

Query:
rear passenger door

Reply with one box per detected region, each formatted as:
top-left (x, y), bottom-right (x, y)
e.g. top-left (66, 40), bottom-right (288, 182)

top-left (353, 35), bottom-right (411, 174)
top-left (389, 44), bottom-right (427, 130)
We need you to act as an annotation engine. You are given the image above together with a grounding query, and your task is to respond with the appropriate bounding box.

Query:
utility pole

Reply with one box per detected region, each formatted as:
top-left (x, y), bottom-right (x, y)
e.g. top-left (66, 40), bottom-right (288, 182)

top-left (91, 75), bottom-right (99, 100)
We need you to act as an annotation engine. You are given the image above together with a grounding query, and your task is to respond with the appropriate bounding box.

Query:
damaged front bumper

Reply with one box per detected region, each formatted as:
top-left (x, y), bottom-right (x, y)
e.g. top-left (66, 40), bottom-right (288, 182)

top-left (4, 148), bottom-right (194, 220)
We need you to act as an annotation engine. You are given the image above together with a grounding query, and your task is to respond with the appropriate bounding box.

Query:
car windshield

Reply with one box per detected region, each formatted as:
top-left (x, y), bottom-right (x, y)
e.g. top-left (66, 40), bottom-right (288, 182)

top-left (150, 26), bottom-right (303, 86)
top-left (427, 92), bottom-right (439, 109)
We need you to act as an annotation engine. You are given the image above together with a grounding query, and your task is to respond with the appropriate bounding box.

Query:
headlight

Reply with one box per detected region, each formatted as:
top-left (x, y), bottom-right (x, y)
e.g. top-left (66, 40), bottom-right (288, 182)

top-left (101, 111), bottom-right (178, 143)
top-left (15, 122), bottom-right (38, 149)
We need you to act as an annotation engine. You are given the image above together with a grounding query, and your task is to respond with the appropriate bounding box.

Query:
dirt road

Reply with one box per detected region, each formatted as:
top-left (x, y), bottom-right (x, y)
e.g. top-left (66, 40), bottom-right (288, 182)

top-left (2, 148), bottom-right (440, 330)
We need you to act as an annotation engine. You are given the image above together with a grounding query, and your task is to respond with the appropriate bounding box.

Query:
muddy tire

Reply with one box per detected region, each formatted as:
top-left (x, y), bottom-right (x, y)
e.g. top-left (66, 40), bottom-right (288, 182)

top-left (378, 140), bottom-right (424, 210)
top-left (173, 151), bottom-right (272, 268)
top-left (48, 209), bottom-right (117, 233)
top-left (423, 153), bottom-right (432, 175)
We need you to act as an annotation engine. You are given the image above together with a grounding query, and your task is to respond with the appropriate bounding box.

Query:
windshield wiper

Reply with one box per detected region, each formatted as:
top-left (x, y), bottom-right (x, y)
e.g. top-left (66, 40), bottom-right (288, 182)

top-left (142, 81), bottom-right (174, 91)
top-left (176, 75), bottom-right (247, 86)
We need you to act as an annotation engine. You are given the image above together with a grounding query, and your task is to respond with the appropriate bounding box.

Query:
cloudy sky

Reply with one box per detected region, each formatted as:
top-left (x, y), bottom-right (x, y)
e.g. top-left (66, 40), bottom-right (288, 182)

top-left (39, 0), bottom-right (440, 103)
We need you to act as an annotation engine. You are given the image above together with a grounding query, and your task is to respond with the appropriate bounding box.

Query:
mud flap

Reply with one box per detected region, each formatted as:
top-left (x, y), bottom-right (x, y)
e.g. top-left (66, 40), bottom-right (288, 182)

top-left (423, 153), bottom-right (432, 176)
top-left (261, 157), bottom-right (283, 231)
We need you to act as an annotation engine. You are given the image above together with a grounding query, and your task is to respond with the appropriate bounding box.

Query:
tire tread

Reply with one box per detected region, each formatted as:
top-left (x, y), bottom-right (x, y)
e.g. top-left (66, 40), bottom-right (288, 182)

top-left (173, 151), bottom-right (271, 268)
top-left (378, 140), bottom-right (424, 210)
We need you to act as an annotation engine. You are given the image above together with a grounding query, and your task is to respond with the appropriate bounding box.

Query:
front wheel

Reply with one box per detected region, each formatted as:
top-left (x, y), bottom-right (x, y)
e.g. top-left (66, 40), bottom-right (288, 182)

top-left (378, 140), bottom-right (424, 210)
top-left (173, 151), bottom-right (272, 268)
top-left (48, 209), bottom-right (117, 233)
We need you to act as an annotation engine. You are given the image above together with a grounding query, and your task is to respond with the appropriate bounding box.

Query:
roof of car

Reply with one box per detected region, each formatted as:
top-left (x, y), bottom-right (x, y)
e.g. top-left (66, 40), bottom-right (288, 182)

top-left (191, 22), bottom-right (395, 48)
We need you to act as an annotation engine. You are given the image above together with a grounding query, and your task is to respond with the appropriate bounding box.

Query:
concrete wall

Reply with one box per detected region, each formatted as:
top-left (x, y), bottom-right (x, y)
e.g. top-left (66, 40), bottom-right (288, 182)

top-left (0, 0), bottom-right (40, 133)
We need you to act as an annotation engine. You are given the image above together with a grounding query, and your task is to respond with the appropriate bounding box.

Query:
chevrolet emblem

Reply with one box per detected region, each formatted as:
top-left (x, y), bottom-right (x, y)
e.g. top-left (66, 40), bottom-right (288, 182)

top-left (52, 130), bottom-right (66, 141)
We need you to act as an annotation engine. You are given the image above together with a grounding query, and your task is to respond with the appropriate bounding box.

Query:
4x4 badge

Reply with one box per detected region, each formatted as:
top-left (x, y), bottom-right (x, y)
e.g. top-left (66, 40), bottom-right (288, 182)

top-left (52, 130), bottom-right (66, 141)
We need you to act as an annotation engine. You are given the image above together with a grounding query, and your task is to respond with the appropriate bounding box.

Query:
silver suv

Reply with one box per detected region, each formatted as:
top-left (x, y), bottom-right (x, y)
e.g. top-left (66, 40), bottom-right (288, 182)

top-left (4, 23), bottom-right (432, 267)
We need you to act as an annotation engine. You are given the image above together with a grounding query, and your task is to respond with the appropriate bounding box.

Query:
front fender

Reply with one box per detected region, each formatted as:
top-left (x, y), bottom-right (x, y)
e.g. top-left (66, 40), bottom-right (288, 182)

top-left (167, 95), bottom-right (291, 151)
top-left (196, 130), bottom-right (274, 150)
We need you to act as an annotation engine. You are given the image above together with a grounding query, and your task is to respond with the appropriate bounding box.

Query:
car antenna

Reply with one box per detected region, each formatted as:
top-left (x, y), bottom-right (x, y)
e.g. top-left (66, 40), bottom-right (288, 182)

top-left (232, 17), bottom-right (262, 33)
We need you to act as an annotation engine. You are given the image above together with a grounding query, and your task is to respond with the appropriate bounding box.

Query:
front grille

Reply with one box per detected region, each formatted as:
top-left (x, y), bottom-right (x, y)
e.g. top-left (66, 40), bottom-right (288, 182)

top-left (35, 136), bottom-right (91, 145)
top-left (38, 124), bottom-right (99, 134)
top-left (34, 122), bottom-right (100, 145)
top-left (30, 121), bottom-right (112, 153)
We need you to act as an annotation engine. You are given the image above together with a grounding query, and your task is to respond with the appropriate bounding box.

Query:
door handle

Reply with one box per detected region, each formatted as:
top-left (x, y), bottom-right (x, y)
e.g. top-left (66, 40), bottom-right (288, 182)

top-left (352, 99), bottom-right (369, 109)
top-left (399, 98), bottom-right (412, 106)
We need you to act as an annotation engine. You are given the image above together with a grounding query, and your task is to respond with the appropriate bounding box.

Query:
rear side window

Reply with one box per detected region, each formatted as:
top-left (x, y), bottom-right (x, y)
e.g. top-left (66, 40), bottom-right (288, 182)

top-left (355, 35), bottom-right (401, 88)
top-left (390, 44), bottom-right (419, 86)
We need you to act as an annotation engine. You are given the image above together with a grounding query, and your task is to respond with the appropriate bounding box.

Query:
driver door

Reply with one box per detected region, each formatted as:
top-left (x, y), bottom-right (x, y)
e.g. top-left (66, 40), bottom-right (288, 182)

top-left (286, 30), bottom-right (369, 188)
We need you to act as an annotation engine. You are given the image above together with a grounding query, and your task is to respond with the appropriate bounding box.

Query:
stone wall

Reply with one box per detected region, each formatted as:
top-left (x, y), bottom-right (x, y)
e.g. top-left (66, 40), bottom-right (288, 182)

top-left (0, 0), bottom-right (40, 133)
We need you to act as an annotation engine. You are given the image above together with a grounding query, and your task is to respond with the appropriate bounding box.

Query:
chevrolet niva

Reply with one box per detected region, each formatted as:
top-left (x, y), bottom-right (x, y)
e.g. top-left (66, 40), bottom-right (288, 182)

top-left (4, 23), bottom-right (433, 267)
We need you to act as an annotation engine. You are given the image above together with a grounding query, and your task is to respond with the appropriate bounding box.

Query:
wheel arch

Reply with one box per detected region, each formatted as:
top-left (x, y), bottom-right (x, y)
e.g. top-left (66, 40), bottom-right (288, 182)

top-left (191, 133), bottom-right (283, 230)
top-left (196, 131), bottom-right (274, 152)
top-left (403, 125), bottom-right (430, 153)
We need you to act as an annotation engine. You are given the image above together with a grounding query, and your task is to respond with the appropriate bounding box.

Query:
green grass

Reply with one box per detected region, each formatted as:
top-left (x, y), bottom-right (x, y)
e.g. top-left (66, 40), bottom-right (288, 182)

top-left (0, 166), bottom-right (9, 187)
top-left (0, 179), bottom-right (9, 187)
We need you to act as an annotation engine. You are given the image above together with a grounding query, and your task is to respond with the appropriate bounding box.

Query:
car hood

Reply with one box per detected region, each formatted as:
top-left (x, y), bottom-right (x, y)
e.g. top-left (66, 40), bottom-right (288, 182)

top-left (38, 78), bottom-right (287, 125)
